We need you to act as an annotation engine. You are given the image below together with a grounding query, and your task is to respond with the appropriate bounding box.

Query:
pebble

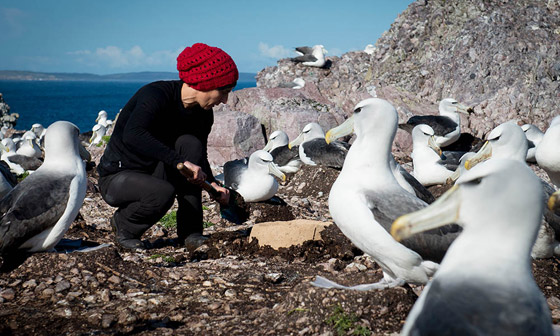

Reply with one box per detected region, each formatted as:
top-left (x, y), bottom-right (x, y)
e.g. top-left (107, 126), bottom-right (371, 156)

top-left (108, 275), bottom-right (121, 284)
top-left (55, 280), bottom-right (71, 293)
top-left (1, 288), bottom-right (15, 301)
top-left (101, 314), bottom-right (115, 328)
top-left (224, 289), bottom-right (236, 298)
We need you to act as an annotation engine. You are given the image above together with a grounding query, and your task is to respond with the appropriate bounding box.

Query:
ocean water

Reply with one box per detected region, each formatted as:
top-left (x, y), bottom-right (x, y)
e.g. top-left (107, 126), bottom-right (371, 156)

top-left (0, 80), bottom-right (256, 133)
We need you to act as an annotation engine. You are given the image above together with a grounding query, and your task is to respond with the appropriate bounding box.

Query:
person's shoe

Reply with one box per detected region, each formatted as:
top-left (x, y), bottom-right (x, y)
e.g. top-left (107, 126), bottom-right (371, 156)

top-left (110, 216), bottom-right (146, 250)
top-left (183, 232), bottom-right (209, 251)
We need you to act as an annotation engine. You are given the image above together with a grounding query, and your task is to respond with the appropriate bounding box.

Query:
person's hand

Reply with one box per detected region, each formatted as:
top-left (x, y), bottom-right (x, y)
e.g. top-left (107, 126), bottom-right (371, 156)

top-left (210, 182), bottom-right (230, 205)
top-left (182, 161), bottom-right (206, 186)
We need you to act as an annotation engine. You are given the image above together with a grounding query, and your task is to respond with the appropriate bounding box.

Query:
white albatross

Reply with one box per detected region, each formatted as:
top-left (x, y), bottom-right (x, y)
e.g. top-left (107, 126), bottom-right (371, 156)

top-left (391, 159), bottom-right (553, 336)
top-left (536, 116), bottom-right (560, 188)
top-left (289, 122), bottom-right (349, 169)
top-left (521, 123), bottom-right (544, 163)
top-left (400, 98), bottom-right (472, 147)
top-left (410, 124), bottom-right (454, 186)
top-left (89, 123), bottom-right (107, 147)
top-left (223, 150), bottom-right (286, 203)
top-left (464, 121), bottom-right (560, 258)
top-left (312, 98), bottom-right (459, 290)
top-left (0, 121), bottom-right (88, 253)
top-left (262, 130), bottom-right (302, 174)
top-left (291, 45), bottom-right (328, 68)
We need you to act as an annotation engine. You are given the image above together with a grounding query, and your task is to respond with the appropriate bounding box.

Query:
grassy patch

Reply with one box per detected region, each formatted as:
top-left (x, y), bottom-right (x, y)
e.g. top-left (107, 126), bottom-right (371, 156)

top-left (17, 171), bottom-right (30, 182)
top-left (325, 304), bottom-right (371, 336)
top-left (96, 135), bottom-right (111, 147)
top-left (202, 205), bottom-right (210, 211)
top-left (149, 254), bottom-right (176, 263)
top-left (203, 221), bottom-right (214, 228)
top-left (159, 211), bottom-right (177, 229)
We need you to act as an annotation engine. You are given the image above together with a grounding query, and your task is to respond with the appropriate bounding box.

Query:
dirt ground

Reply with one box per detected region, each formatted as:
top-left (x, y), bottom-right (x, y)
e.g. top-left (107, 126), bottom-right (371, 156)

top-left (0, 165), bottom-right (559, 335)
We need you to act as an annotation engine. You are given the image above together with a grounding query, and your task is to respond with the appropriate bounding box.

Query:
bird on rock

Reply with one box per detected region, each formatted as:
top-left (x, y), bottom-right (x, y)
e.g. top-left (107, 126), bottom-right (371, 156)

top-left (291, 45), bottom-right (328, 68)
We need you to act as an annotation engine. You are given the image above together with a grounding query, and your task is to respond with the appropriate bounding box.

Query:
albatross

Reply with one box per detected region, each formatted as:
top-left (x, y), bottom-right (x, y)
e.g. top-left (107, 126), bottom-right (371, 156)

top-left (289, 122), bottom-right (349, 169)
top-left (291, 45), bottom-right (328, 68)
top-left (224, 150), bottom-right (286, 202)
top-left (464, 121), bottom-right (560, 258)
top-left (0, 121), bottom-right (88, 254)
top-left (536, 116), bottom-right (560, 187)
top-left (400, 98), bottom-right (472, 148)
top-left (391, 159), bottom-right (553, 336)
top-left (410, 124), bottom-right (455, 186)
top-left (313, 98), bottom-right (459, 290)
top-left (262, 130), bottom-right (302, 174)
top-left (521, 123), bottom-right (544, 163)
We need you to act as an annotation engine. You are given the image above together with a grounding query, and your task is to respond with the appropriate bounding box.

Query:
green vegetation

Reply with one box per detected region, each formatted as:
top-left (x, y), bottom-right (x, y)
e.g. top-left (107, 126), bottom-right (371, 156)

top-left (325, 304), bottom-right (372, 336)
top-left (202, 205), bottom-right (210, 210)
top-left (287, 307), bottom-right (308, 315)
top-left (203, 221), bottom-right (214, 228)
top-left (149, 254), bottom-right (176, 263)
top-left (159, 211), bottom-right (177, 229)
top-left (17, 171), bottom-right (30, 182)
top-left (96, 135), bottom-right (111, 147)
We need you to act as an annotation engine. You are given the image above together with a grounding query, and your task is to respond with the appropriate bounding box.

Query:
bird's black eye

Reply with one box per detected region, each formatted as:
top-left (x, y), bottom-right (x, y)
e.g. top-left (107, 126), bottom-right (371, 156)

top-left (354, 107), bottom-right (361, 114)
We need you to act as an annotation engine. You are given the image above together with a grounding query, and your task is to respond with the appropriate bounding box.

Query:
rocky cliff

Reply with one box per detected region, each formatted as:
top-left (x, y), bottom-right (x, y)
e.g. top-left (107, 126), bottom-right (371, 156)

top-left (209, 0), bottom-right (560, 166)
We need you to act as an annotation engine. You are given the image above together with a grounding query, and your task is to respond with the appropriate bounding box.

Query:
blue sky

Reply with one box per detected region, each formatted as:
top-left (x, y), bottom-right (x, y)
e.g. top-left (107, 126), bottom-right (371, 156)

top-left (0, 0), bottom-right (413, 75)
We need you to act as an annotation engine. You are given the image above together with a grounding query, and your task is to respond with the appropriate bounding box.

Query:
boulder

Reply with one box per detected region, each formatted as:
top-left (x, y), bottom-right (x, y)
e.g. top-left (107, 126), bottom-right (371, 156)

top-left (249, 219), bottom-right (331, 250)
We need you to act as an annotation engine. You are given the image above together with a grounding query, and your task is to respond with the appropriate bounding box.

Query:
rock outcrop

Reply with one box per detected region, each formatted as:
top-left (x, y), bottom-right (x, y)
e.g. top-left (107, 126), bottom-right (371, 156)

top-left (208, 0), bottom-right (560, 166)
top-left (0, 93), bottom-right (19, 128)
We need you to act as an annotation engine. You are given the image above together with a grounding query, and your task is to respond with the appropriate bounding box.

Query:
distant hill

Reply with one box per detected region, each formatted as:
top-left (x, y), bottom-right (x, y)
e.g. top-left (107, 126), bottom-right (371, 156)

top-left (0, 70), bottom-right (256, 83)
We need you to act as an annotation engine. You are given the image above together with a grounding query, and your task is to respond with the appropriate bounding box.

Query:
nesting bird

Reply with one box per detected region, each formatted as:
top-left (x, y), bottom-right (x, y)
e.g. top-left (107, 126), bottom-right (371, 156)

top-left (0, 138), bottom-right (42, 175)
top-left (291, 45), bottom-right (328, 68)
top-left (392, 159), bottom-right (553, 335)
top-left (521, 123), bottom-right (544, 163)
top-left (289, 122), bottom-right (349, 169)
top-left (278, 78), bottom-right (305, 90)
top-left (536, 116), bottom-right (560, 187)
top-left (223, 150), bottom-right (286, 202)
top-left (0, 121), bottom-right (88, 254)
top-left (262, 130), bottom-right (302, 174)
top-left (410, 124), bottom-right (455, 186)
top-left (95, 110), bottom-right (113, 128)
top-left (400, 98), bottom-right (472, 148)
top-left (313, 98), bottom-right (459, 290)
top-left (16, 131), bottom-right (42, 158)
top-left (89, 124), bottom-right (107, 147)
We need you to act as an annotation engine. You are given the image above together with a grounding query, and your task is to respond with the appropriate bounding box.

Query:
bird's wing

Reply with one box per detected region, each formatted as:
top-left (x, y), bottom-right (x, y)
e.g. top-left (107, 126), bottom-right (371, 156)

top-left (397, 166), bottom-right (436, 204)
top-left (0, 161), bottom-right (17, 188)
top-left (295, 46), bottom-right (313, 55)
top-left (7, 155), bottom-right (43, 171)
top-left (291, 55), bottom-right (318, 63)
top-left (303, 139), bottom-right (348, 169)
top-left (271, 145), bottom-right (299, 166)
top-left (409, 279), bottom-right (553, 336)
top-left (406, 116), bottom-right (458, 136)
top-left (223, 158), bottom-right (248, 190)
top-left (439, 151), bottom-right (467, 171)
top-left (365, 190), bottom-right (460, 262)
top-left (0, 173), bottom-right (73, 253)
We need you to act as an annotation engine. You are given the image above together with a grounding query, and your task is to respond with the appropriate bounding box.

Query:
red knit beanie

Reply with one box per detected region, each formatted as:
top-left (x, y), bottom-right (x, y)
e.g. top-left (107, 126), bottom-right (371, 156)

top-left (177, 43), bottom-right (239, 91)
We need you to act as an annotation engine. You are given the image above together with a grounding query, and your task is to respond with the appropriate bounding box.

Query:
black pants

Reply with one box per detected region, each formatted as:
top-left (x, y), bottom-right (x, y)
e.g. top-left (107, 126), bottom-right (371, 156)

top-left (99, 135), bottom-right (205, 240)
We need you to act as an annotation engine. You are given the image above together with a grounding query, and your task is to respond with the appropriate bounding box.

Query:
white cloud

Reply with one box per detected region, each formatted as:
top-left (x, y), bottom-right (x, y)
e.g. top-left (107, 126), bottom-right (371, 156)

top-left (67, 45), bottom-right (182, 70)
top-left (258, 43), bottom-right (292, 59)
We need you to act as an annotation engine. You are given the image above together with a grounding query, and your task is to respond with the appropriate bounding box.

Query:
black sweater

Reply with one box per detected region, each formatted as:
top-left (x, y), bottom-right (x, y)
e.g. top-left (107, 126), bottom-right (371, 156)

top-left (98, 80), bottom-right (215, 181)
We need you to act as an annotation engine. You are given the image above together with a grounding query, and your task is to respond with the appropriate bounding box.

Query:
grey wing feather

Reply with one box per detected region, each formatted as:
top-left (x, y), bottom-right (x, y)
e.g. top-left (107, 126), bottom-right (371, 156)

top-left (411, 280), bottom-right (553, 336)
top-left (366, 190), bottom-right (459, 262)
top-left (398, 166), bottom-right (435, 204)
top-left (291, 55), bottom-right (318, 63)
top-left (0, 173), bottom-right (73, 253)
top-left (223, 158), bottom-right (248, 190)
top-left (270, 145), bottom-right (299, 166)
top-left (406, 115), bottom-right (458, 136)
top-left (439, 151), bottom-right (467, 171)
top-left (0, 161), bottom-right (17, 188)
top-left (295, 46), bottom-right (313, 55)
top-left (303, 139), bottom-right (348, 169)
top-left (8, 155), bottom-right (43, 170)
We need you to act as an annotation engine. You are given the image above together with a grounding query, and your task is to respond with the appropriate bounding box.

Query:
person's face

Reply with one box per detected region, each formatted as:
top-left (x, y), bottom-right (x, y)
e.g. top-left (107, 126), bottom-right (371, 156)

top-left (197, 87), bottom-right (233, 110)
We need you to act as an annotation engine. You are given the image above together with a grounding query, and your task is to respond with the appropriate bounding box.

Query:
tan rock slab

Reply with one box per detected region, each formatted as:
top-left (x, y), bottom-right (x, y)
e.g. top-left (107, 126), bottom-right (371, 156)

top-left (249, 219), bottom-right (332, 250)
